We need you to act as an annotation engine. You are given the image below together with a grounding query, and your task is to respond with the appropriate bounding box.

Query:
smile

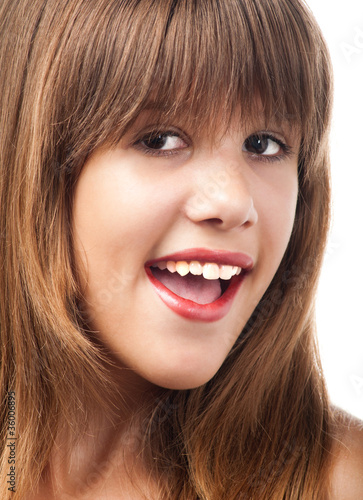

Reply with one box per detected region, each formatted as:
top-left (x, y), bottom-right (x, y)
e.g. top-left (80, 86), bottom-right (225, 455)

top-left (145, 249), bottom-right (253, 322)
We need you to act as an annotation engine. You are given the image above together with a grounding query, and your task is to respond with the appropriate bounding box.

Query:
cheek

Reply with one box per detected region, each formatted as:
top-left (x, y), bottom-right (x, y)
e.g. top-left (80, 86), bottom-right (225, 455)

top-left (72, 163), bottom-right (178, 267)
top-left (256, 170), bottom-right (298, 266)
top-left (71, 159), bottom-right (186, 334)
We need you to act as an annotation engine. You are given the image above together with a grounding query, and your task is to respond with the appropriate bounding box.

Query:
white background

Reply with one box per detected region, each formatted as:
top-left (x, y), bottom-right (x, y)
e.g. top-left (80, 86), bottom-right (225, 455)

top-left (306, 0), bottom-right (363, 420)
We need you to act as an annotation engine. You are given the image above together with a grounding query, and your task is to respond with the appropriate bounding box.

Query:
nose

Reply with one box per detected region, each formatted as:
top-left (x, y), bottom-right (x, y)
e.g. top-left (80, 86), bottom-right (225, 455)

top-left (184, 155), bottom-right (258, 231)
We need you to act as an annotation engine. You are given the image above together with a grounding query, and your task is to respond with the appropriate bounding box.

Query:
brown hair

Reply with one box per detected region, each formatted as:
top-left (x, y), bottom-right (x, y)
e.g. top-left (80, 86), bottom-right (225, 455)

top-left (0, 0), bottom-right (333, 498)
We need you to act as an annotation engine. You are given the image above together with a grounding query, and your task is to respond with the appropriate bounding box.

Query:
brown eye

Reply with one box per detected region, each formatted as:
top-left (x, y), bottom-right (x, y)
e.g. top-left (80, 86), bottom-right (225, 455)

top-left (243, 134), bottom-right (281, 156)
top-left (141, 132), bottom-right (186, 151)
top-left (142, 133), bottom-right (168, 150)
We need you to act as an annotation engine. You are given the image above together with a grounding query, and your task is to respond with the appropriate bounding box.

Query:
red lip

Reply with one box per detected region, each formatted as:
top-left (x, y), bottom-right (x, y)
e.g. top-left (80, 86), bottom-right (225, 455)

top-left (145, 248), bottom-right (253, 322)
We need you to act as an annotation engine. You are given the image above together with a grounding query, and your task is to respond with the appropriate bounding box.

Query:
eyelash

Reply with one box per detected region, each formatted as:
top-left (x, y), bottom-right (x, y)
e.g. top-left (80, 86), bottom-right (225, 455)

top-left (133, 129), bottom-right (188, 157)
top-left (132, 129), bottom-right (293, 163)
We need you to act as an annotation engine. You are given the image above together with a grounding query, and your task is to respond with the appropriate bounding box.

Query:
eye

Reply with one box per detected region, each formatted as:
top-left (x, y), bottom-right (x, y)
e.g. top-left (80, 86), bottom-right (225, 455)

top-left (135, 131), bottom-right (188, 156)
top-left (242, 133), bottom-right (291, 162)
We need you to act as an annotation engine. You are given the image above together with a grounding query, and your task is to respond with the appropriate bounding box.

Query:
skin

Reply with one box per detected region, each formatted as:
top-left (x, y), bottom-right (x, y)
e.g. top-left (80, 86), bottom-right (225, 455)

top-left (329, 412), bottom-right (363, 499)
top-left (72, 112), bottom-right (299, 391)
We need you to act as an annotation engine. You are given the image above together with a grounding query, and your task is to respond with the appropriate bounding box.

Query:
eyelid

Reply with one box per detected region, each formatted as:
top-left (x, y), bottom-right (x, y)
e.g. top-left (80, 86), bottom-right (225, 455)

top-left (131, 125), bottom-right (186, 141)
top-left (245, 130), bottom-right (289, 146)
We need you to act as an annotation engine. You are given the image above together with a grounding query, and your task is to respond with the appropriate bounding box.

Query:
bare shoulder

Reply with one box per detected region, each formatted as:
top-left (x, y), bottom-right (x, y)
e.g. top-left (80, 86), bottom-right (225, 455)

top-left (329, 409), bottom-right (363, 500)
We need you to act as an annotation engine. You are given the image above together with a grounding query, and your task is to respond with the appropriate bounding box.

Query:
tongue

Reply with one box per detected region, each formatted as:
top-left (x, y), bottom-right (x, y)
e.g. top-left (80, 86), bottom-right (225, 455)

top-left (151, 268), bottom-right (222, 305)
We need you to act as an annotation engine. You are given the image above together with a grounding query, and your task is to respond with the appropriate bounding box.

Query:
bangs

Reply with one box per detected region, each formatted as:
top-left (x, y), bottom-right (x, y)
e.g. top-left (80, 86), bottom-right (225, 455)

top-left (130, 0), bottom-right (316, 135)
top-left (37, 0), bottom-right (331, 167)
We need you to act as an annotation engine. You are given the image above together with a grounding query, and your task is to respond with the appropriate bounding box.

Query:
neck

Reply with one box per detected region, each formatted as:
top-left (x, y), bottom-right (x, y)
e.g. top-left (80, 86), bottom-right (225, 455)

top-left (42, 364), bottom-right (165, 499)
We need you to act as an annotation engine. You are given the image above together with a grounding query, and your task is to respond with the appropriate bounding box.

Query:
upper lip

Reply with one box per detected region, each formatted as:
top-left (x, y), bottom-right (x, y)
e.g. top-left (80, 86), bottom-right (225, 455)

top-left (145, 248), bottom-right (254, 271)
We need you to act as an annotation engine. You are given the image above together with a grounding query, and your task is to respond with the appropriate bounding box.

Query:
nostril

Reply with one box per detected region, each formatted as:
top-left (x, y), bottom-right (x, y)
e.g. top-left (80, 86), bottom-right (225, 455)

top-left (205, 218), bottom-right (223, 224)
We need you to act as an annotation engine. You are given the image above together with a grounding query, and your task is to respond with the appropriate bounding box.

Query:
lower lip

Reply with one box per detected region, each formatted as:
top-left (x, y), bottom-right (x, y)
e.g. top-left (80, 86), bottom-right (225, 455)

top-left (145, 267), bottom-right (246, 322)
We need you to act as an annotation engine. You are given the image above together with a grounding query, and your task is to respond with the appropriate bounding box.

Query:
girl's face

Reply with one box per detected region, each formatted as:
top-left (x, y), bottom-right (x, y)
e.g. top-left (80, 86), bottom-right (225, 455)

top-left (72, 111), bottom-right (299, 390)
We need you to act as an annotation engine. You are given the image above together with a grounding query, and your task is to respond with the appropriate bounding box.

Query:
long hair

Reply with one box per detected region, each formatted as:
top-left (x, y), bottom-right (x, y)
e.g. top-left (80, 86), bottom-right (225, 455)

top-left (0, 0), bottom-right (333, 498)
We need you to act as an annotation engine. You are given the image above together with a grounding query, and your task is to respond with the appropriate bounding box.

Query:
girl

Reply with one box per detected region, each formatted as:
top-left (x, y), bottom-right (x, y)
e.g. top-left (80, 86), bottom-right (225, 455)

top-left (0, 0), bottom-right (362, 498)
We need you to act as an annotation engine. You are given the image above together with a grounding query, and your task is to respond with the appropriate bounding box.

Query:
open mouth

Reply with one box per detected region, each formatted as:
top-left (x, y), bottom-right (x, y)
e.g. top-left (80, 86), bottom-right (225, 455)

top-left (145, 249), bottom-right (253, 322)
top-left (149, 260), bottom-right (243, 305)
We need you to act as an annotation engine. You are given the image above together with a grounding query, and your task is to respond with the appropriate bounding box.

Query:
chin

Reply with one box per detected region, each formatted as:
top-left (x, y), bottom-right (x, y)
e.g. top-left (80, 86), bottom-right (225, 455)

top-left (155, 378), bottom-right (210, 391)
top-left (144, 363), bottom-right (219, 391)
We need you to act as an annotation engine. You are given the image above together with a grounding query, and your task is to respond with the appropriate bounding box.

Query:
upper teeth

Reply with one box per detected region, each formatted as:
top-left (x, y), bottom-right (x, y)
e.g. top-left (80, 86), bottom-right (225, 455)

top-left (151, 260), bottom-right (242, 280)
